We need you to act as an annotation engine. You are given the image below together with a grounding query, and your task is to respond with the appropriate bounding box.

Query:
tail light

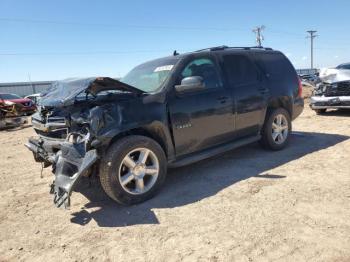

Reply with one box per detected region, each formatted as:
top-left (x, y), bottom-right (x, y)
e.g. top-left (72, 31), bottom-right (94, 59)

top-left (297, 78), bottom-right (303, 98)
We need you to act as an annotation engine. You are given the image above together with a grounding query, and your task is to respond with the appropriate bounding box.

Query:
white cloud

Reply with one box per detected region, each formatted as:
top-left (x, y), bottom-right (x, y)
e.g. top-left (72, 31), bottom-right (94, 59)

top-left (302, 56), bottom-right (307, 61)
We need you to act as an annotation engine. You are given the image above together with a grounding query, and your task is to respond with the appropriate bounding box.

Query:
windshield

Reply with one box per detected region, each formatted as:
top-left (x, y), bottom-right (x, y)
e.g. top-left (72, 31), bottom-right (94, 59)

top-left (121, 57), bottom-right (180, 92)
top-left (0, 93), bottom-right (22, 100)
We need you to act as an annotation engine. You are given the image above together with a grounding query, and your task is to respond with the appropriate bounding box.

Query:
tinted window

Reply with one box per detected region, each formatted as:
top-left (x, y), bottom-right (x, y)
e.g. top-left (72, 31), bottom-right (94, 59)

top-left (0, 93), bottom-right (22, 99)
top-left (223, 55), bottom-right (259, 85)
top-left (254, 52), bottom-right (295, 79)
top-left (181, 58), bottom-right (221, 89)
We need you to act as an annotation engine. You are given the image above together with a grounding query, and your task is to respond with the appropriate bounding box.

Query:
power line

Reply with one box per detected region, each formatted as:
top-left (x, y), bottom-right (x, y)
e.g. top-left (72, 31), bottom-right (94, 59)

top-left (306, 30), bottom-right (318, 69)
top-left (0, 17), bottom-right (247, 32)
top-left (0, 17), bottom-right (307, 37)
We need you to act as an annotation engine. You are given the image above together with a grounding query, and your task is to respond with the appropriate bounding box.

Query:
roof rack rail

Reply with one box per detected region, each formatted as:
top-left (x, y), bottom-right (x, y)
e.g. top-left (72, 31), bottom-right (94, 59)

top-left (195, 45), bottom-right (228, 52)
top-left (195, 46), bottom-right (273, 52)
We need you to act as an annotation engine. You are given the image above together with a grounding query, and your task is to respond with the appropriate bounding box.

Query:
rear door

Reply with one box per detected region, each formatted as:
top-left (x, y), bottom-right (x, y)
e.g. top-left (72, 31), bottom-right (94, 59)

top-left (222, 53), bottom-right (267, 138)
top-left (168, 55), bottom-right (235, 156)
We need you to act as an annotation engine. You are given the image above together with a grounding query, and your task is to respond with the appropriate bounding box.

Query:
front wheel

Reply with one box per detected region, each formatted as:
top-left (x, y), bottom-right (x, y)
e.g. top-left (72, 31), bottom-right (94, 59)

top-left (260, 108), bottom-right (291, 150)
top-left (99, 135), bottom-right (167, 205)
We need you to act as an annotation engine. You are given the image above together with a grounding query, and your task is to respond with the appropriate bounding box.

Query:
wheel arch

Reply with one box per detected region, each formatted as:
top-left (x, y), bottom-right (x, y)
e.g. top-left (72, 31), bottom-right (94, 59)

top-left (266, 96), bottom-right (293, 118)
top-left (107, 122), bottom-right (175, 160)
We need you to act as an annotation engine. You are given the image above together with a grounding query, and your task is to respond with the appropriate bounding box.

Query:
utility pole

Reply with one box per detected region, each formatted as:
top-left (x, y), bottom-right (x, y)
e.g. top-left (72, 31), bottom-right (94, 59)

top-left (253, 26), bottom-right (265, 47)
top-left (306, 30), bottom-right (318, 69)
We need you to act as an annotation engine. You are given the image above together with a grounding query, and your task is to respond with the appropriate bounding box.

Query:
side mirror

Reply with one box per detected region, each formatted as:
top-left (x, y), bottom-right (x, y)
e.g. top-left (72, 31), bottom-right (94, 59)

top-left (175, 76), bottom-right (205, 93)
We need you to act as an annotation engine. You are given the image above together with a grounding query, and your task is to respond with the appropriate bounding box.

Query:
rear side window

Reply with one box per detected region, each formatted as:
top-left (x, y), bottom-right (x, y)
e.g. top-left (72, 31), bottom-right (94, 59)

top-left (254, 52), bottom-right (296, 79)
top-left (222, 55), bottom-right (259, 86)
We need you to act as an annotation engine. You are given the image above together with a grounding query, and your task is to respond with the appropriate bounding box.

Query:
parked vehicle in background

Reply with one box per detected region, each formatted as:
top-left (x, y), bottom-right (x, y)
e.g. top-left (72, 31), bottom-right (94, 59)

top-left (336, 63), bottom-right (350, 70)
top-left (25, 93), bottom-right (42, 106)
top-left (299, 74), bottom-right (320, 85)
top-left (0, 93), bottom-right (36, 115)
top-left (311, 63), bottom-right (350, 114)
top-left (0, 97), bottom-right (28, 129)
top-left (25, 46), bottom-right (304, 208)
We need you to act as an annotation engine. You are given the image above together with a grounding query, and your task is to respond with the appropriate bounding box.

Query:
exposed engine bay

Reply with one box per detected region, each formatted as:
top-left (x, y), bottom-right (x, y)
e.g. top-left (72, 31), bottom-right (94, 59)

top-left (25, 77), bottom-right (149, 207)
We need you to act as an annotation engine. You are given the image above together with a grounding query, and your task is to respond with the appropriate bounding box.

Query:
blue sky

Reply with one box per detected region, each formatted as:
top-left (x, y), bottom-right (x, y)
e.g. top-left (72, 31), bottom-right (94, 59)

top-left (1, 0), bottom-right (350, 82)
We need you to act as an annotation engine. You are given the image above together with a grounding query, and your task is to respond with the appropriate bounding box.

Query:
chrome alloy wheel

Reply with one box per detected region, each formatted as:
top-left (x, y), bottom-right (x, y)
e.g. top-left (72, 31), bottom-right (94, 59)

top-left (271, 114), bottom-right (289, 144)
top-left (118, 148), bottom-right (159, 195)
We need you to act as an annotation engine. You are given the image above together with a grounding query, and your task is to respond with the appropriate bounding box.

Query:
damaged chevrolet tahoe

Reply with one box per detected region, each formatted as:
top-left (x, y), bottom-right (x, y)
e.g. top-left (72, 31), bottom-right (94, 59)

top-left (26, 46), bottom-right (304, 208)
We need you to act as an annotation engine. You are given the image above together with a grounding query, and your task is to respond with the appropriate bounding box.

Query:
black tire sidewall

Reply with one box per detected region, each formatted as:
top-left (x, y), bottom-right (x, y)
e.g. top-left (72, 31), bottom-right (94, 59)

top-left (100, 135), bottom-right (167, 205)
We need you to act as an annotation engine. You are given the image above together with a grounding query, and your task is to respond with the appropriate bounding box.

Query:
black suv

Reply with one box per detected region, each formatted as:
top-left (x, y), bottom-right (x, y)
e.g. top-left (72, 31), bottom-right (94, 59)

top-left (26, 46), bottom-right (304, 208)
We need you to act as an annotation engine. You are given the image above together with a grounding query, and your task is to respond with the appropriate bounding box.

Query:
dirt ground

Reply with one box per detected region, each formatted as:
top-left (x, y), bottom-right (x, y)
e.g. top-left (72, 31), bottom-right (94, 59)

top-left (0, 106), bottom-right (350, 262)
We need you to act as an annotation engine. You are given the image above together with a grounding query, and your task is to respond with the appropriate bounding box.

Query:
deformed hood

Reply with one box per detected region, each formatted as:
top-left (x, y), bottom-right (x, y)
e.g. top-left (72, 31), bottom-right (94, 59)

top-left (320, 68), bottom-right (350, 83)
top-left (40, 77), bottom-right (145, 107)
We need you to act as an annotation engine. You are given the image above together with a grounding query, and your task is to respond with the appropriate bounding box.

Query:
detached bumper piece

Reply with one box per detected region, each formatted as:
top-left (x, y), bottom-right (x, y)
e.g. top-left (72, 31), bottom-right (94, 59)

top-left (25, 136), bottom-right (62, 165)
top-left (310, 96), bottom-right (350, 109)
top-left (51, 142), bottom-right (98, 208)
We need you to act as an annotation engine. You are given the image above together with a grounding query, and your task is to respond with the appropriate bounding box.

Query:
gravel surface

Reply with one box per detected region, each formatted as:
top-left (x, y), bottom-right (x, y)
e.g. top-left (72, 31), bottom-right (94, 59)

top-left (0, 106), bottom-right (350, 262)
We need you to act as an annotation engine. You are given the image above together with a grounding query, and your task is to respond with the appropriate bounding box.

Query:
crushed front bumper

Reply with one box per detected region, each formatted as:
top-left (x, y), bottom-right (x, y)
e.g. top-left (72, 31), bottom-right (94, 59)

top-left (310, 96), bottom-right (350, 109)
top-left (25, 136), bottom-right (99, 208)
top-left (25, 136), bottom-right (63, 164)
top-left (51, 142), bottom-right (98, 208)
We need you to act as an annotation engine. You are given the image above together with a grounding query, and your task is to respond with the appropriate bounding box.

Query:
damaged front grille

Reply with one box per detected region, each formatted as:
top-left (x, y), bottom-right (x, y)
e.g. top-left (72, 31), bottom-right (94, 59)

top-left (35, 128), bottom-right (68, 139)
top-left (324, 82), bottom-right (350, 97)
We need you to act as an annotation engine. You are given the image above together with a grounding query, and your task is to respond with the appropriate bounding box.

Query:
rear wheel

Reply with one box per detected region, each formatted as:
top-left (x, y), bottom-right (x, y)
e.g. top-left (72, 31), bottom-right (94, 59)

top-left (99, 135), bottom-right (167, 205)
top-left (260, 108), bottom-right (291, 150)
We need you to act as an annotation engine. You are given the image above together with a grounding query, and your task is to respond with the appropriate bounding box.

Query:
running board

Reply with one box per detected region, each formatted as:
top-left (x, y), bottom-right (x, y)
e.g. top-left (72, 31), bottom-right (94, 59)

top-left (168, 135), bottom-right (261, 168)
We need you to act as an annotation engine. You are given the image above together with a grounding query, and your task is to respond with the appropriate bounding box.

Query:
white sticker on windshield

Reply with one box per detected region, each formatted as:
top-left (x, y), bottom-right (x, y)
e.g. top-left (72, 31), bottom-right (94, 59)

top-left (154, 65), bottom-right (174, 72)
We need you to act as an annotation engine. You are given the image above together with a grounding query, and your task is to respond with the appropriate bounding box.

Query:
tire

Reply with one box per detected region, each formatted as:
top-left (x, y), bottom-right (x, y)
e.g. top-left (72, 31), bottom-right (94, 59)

top-left (315, 109), bottom-right (327, 115)
top-left (99, 135), bottom-right (167, 205)
top-left (260, 108), bottom-right (291, 151)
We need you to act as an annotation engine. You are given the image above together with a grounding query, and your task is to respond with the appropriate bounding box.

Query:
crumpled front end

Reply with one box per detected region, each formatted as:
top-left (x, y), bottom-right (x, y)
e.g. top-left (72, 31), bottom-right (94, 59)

top-left (310, 81), bottom-right (350, 110)
top-left (25, 77), bottom-right (146, 208)
top-left (310, 68), bottom-right (350, 110)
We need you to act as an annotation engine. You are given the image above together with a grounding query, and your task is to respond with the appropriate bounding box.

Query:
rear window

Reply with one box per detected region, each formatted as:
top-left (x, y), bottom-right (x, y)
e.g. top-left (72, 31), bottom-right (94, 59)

top-left (222, 54), bottom-right (259, 85)
top-left (254, 52), bottom-right (296, 79)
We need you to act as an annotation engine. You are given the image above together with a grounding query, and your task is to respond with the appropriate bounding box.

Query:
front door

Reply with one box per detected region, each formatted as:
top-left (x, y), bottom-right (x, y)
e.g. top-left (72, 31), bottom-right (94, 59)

top-left (168, 56), bottom-right (235, 157)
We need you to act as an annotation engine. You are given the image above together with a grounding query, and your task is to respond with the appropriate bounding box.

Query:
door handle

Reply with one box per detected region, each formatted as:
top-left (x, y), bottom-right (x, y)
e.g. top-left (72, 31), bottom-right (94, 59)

top-left (258, 87), bottom-right (269, 94)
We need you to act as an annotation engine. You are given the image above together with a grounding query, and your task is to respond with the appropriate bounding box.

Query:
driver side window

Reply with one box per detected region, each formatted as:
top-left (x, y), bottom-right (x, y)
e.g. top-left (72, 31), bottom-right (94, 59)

top-left (181, 58), bottom-right (221, 89)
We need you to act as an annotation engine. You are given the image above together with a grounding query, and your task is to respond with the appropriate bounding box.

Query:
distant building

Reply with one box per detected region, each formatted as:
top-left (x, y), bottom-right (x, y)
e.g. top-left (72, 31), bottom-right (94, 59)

top-left (296, 68), bottom-right (319, 75)
top-left (0, 81), bottom-right (54, 97)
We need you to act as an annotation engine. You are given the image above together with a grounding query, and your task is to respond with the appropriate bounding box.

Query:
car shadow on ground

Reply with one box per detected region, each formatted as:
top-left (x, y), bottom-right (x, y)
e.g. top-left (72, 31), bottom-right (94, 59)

top-left (70, 131), bottom-right (349, 227)
top-left (0, 123), bottom-right (32, 132)
top-left (318, 109), bottom-right (350, 117)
